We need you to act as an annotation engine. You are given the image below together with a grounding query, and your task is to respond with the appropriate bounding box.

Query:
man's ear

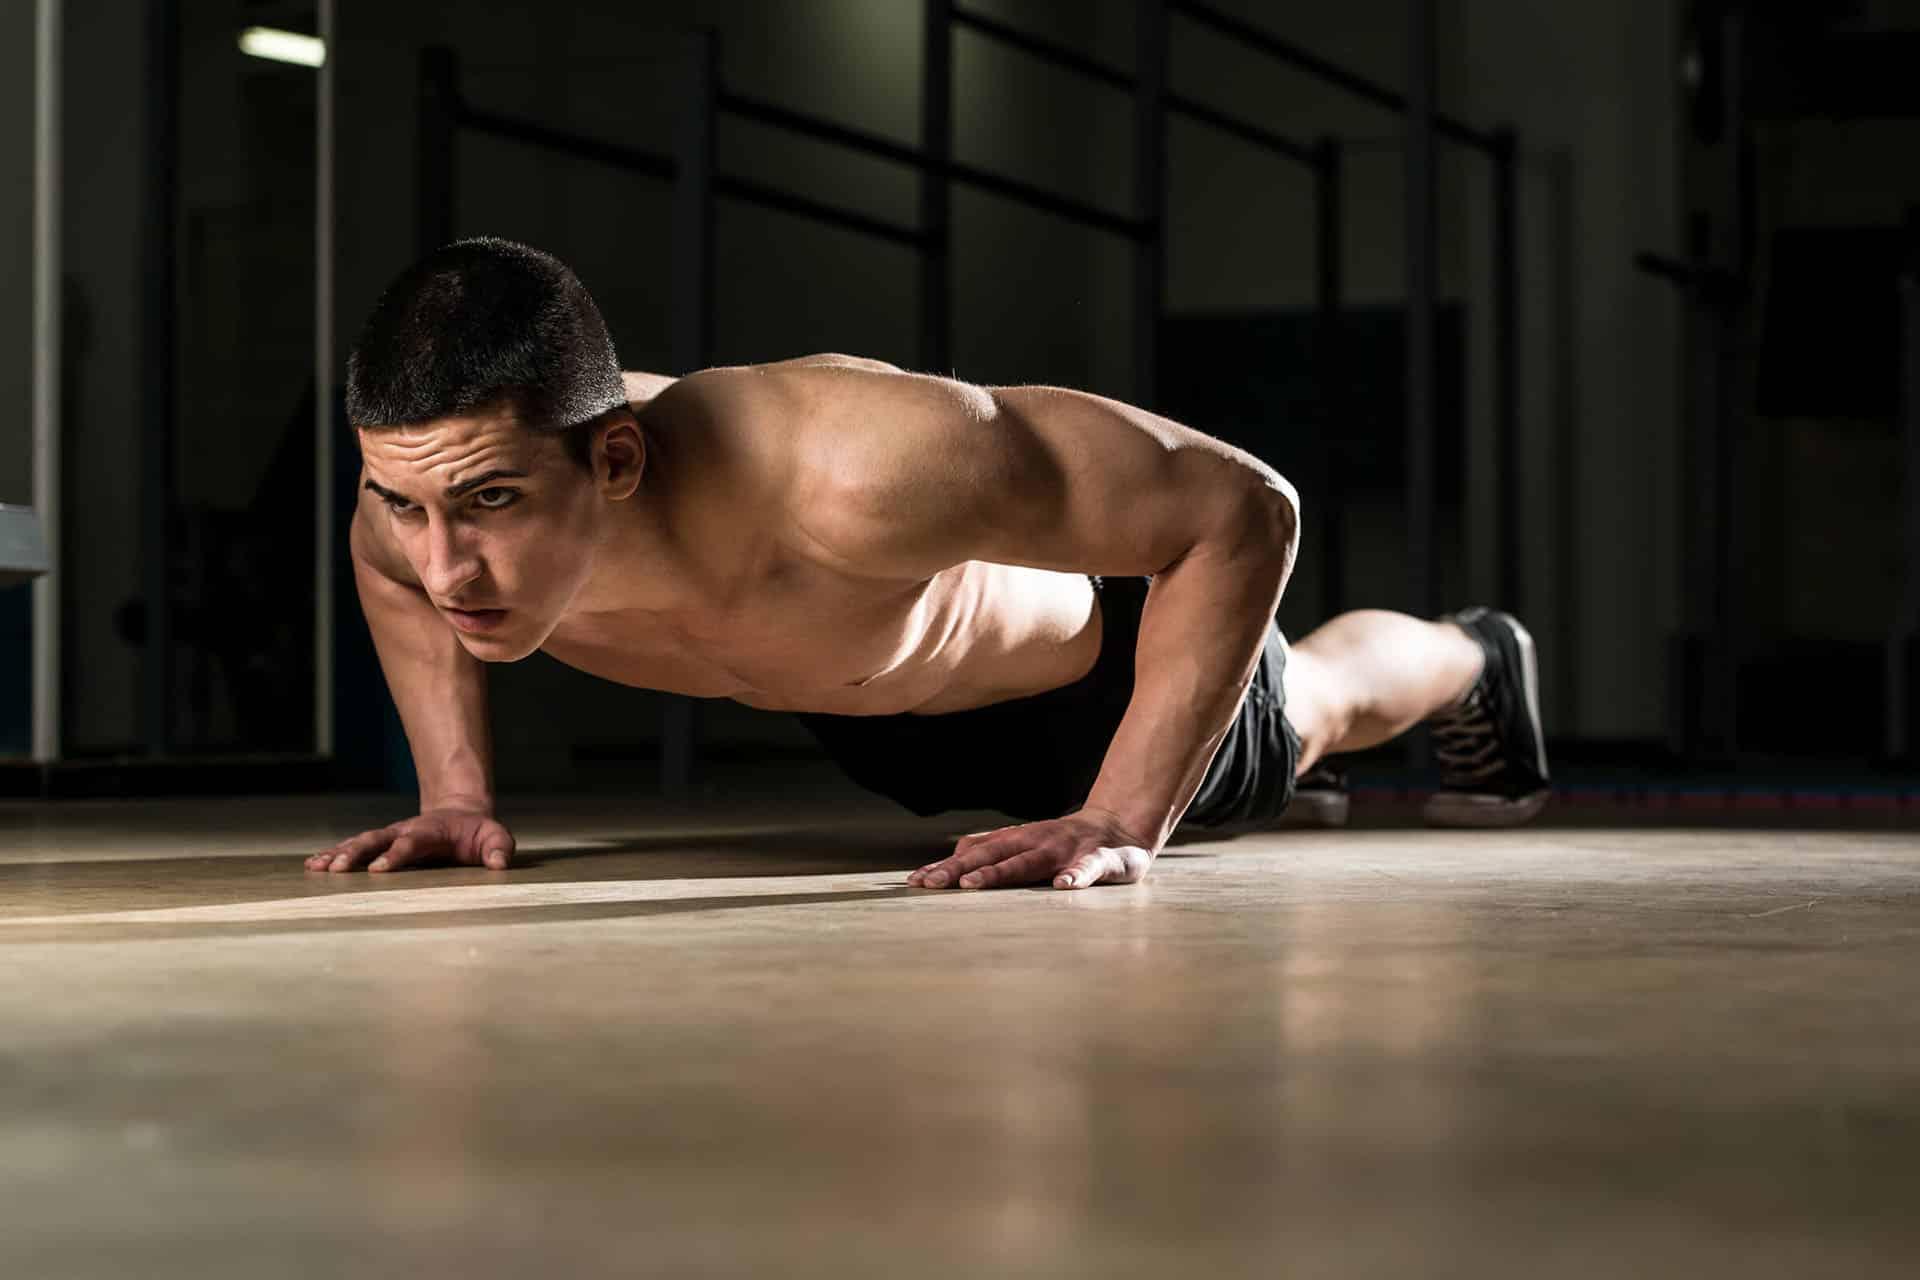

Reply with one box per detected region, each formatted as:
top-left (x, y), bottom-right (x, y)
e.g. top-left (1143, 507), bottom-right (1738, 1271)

top-left (595, 411), bottom-right (646, 500)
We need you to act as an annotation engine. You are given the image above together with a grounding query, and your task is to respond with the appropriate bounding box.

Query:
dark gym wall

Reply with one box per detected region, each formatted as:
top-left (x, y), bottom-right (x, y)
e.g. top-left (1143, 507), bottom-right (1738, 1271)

top-left (1456, 0), bottom-right (1680, 741)
top-left (1750, 113), bottom-right (1920, 650)
top-left (1073, 0), bottom-right (1680, 739)
top-left (2, 0), bottom-right (36, 507)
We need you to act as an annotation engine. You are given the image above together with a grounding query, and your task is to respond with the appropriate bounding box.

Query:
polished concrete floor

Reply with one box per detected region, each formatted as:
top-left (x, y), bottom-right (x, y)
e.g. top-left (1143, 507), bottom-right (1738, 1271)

top-left (3, 782), bottom-right (1919, 1278)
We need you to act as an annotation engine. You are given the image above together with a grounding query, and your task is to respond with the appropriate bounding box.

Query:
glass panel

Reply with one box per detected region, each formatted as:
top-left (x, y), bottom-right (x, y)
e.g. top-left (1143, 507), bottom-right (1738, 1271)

top-left (1, 0), bottom-right (33, 508)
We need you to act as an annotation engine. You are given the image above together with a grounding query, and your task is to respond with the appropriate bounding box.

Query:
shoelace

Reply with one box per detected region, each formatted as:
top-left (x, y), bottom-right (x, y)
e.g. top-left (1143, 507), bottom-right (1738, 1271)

top-left (1430, 687), bottom-right (1506, 785)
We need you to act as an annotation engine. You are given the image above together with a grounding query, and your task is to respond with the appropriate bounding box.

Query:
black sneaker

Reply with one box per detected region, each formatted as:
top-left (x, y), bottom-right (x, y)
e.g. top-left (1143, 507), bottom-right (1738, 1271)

top-left (1422, 608), bottom-right (1551, 828)
top-left (1282, 762), bottom-right (1351, 828)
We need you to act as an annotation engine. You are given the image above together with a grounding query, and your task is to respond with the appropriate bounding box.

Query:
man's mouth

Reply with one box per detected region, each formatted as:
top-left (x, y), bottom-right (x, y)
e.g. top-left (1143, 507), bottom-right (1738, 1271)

top-left (444, 606), bottom-right (509, 634)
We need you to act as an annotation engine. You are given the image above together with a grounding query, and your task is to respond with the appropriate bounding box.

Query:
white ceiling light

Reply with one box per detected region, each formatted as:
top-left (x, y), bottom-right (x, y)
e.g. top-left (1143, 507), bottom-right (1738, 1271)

top-left (238, 27), bottom-right (326, 69)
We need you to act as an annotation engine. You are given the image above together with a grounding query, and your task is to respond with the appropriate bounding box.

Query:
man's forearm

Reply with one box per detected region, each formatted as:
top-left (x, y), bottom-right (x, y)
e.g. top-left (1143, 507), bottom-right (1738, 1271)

top-left (353, 543), bottom-right (497, 816)
top-left (1081, 502), bottom-right (1297, 849)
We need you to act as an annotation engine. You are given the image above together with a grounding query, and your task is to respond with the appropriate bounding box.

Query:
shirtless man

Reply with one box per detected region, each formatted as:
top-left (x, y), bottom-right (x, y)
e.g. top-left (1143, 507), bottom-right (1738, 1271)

top-left (308, 237), bottom-right (1549, 891)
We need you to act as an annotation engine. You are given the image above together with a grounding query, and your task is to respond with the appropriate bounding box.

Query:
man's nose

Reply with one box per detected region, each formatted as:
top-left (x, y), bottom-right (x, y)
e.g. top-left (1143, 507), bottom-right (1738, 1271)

top-left (419, 517), bottom-right (483, 600)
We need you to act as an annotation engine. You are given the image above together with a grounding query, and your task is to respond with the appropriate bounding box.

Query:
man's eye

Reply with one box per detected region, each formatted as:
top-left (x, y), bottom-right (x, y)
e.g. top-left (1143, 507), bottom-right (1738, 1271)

top-left (474, 488), bottom-right (521, 510)
top-left (383, 497), bottom-right (418, 515)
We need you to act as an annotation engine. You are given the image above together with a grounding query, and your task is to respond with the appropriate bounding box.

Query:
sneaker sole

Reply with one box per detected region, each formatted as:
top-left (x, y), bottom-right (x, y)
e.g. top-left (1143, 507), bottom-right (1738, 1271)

top-left (1423, 787), bottom-right (1550, 828)
top-left (1422, 612), bottom-right (1550, 828)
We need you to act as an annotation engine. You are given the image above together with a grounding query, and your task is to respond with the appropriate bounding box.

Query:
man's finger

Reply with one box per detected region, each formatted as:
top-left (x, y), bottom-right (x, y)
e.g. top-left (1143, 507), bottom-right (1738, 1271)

top-left (911, 834), bottom-right (1035, 888)
top-left (914, 828), bottom-right (1015, 876)
top-left (322, 828), bottom-right (400, 873)
top-left (308, 827), bottom-right (389, 871)
top-left (369, 834), bottom-right (435, 873)
top-left (957, 847), bottom-right (1062, 890)
top-left (1053, 847), bottom-right (1123, 891)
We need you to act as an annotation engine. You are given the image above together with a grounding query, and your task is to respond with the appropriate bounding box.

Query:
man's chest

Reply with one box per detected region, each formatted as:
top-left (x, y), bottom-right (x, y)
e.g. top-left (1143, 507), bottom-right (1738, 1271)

top-left (537, 558), bottom-right (1098, 715)
top-left (540, 554), bottom-right (963, 711)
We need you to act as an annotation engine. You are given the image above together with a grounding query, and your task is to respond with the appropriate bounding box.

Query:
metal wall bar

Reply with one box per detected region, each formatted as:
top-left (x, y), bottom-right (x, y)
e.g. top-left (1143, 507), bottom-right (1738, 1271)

top-left (1165, 92), bottom-right (1317, 167)
top-left (662, 28), bottom-right (717, 802)
top-left (1405, 0), bottom-right (1439, 627)
top-left (141, 0), bottom-right (179, 756)
top-left (32, 0), bottom-right (61, 763)
top-left (1491, 126), bottom-right (1520, 612)
top-left (921, 0), bottom-right (952, 371)
top-left (722, 87), bottom-right (926, 168)
top-left (1171, 0), bottom-right (1498, 154)
top-left (951, 3), bottom-right (1316, 169)
top-left (948, 160), bottom-right (1147, 241)
top-left (449, 44), bottom-right (1153, 254)
top-left (461, 106), bottom-right (675, 179)
top-left (1548, 147), bottom-right (1578, 734)
top-left (315, 0), bottom-right (336, 756)
top-left (713, 174), bottom-right (922, 248)
top-left (462, 107), bottom-right (920, 246)
top-left (1709, 6), bottom-right (1748, 757)
top-left (952, 6), bottom-right (1132, 92)
top-left (1404, 0), bottom-right (1440, 772)
top-left (1134, 0), bottom-right (1167, 410)
top-left (1314, 137), bottom-right (1345, 621)
top-left (1890, 204), bottom-right (1920, 759)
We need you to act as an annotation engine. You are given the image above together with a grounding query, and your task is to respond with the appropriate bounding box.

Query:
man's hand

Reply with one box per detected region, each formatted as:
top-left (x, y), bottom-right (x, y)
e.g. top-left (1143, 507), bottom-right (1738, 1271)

top-left (906, 808), bottom-right (1156, 891)
top-left (306, 808), bottom-right (515, 873)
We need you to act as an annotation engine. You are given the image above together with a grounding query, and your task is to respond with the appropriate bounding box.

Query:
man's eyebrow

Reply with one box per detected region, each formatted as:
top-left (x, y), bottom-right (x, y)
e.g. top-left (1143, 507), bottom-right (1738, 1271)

top-left (361, 470), bottom-right (529, 504)
top-left (445, 469), bottom-right (529, 499)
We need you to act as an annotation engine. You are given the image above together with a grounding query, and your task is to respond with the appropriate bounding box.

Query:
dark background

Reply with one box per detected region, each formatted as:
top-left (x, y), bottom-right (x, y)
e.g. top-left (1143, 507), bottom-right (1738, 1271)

top-left (3, 0), bottom-right (1918, 793)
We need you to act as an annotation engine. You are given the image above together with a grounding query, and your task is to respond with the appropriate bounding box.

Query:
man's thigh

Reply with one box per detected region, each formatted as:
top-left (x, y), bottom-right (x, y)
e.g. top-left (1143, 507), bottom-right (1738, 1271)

top-left (1279, 640), bottom-right (1347, 777)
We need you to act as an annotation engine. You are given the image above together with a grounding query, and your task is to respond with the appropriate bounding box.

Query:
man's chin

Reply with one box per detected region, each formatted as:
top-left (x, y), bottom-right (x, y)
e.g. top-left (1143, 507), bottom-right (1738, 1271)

top-left (455, 621), bottom-right (547, 663)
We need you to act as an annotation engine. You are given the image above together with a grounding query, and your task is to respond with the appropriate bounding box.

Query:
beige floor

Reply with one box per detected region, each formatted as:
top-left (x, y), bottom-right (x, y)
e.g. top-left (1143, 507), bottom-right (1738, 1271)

top-left (2, 782), bottom-right (1919, 1278)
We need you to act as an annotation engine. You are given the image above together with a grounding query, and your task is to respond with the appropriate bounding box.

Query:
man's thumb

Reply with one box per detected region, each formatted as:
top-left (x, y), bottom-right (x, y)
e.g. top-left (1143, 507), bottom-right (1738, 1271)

top-left (479, 822), bottom-right (515, 869)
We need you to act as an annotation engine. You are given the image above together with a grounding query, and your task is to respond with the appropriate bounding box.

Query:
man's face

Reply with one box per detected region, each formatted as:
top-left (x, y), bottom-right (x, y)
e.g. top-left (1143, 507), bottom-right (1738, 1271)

top-left (357, 409), bottom-right (611, 661)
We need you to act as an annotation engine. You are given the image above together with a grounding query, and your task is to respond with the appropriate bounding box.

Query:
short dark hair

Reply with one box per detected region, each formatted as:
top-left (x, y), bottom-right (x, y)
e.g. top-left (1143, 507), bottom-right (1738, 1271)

top-left (345, 237), bottom-right (626, 467)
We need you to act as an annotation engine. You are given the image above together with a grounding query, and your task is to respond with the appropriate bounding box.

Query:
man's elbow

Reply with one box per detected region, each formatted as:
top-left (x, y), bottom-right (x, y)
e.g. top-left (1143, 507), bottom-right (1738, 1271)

top-left (1238, 468), bottom-right (1300, 556)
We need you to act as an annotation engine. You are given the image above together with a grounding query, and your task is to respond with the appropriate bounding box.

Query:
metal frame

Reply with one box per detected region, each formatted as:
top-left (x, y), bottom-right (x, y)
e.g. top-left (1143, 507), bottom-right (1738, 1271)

top-left (315, 0), bottom-right (336, 756)
top-left (32, 0), bottom-right (61, 764)
top-left (1165, 0), bottom-right (1523, 631)
top-left (1548, 147), bottom-right (1578, 731)
top-left (1405, 0), bottom-right (1438, 626)
top-left (945, 0), bottom-right (1345, 601)
top-left (141, 0), bottom-right (179, 756)
top-left (1314, 136), bottom-right (1346, 620)
top-left (1890, 204), bottom-right (1920, 760)
top-left (661, 30), bottom-right (717, 803)
top-left (1134, 0), bottom-right (1167, 408)
top-left (920, 0), bottom-right (952, 372)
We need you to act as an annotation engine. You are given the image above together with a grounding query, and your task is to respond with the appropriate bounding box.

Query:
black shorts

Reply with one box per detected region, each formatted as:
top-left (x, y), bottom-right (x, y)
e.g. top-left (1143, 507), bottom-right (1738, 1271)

top-left (794, 575), bottom-right (1301, 829)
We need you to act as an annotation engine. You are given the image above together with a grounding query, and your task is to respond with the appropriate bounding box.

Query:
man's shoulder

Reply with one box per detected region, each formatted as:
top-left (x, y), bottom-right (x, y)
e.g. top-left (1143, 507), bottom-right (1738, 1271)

top-left (348, 502), bottom-right (419, 588)
top-left (649, 357), bottom-right (903, 497)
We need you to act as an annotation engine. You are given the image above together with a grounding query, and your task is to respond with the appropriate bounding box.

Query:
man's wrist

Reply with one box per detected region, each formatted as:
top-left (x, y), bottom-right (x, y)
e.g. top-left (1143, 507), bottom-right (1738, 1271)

top-left (1076, 802), bottom-right (1169, 853)
top-left (422, 792), bottom-right (493, 814)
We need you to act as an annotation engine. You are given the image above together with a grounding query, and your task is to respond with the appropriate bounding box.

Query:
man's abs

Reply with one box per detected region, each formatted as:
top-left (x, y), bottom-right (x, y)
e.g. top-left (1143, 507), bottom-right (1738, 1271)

top-left (539, 558), bottom-right (1105, 717)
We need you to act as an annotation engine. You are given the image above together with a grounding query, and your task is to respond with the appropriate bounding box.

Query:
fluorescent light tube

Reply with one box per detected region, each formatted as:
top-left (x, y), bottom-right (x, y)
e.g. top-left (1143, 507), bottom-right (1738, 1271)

top-left (238, 27), bottom-right (325, 69)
